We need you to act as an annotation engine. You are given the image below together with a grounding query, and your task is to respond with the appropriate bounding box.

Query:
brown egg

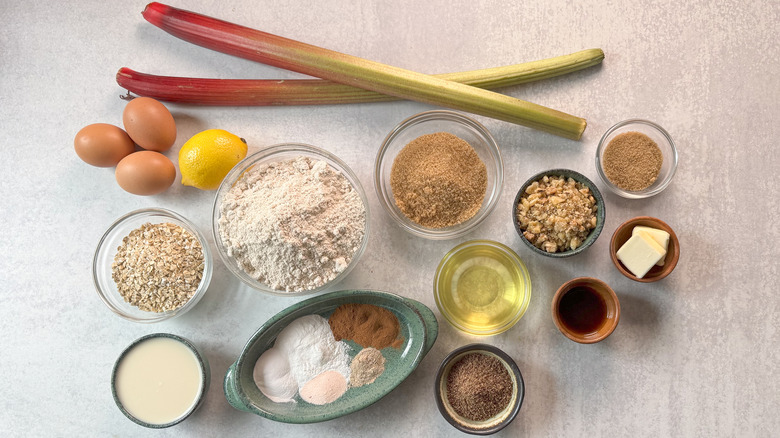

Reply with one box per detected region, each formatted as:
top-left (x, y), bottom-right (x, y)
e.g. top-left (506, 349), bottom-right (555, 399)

top-left (115, 151), bottom-right (176, 196)
top-left (74, 123), bottom-right (135, 167)
top-left (122, 97), bottom-right (176, 152)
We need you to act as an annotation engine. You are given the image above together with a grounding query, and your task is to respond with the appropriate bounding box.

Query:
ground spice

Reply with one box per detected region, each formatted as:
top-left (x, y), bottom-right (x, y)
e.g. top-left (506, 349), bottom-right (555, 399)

top-left (111, 222), bottom-right (204, 312)
top-left (349, 347), bottom-right (386, 388)
top-left (328, 303), bottom-right (403, 349)
top-left (446, 352), bottom-right (513, 422)
top-left (602, 131), bottom-right (663, 191)
top-left (390, 132), bottom-right (487, 228)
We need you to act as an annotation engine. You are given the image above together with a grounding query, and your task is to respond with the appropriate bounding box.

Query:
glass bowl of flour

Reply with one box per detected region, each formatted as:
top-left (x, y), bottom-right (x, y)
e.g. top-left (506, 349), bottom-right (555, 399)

top-left (212, 143), bottom-right (370, 296)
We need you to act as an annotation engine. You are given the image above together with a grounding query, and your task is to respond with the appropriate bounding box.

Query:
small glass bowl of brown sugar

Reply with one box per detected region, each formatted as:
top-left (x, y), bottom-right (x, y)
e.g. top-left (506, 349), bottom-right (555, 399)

top-left (596, 119), bottom-right (678, 199)
top-left (374, 110), bottom-right (503, 240)
top-left (93, 208), bottom-right (213, 323)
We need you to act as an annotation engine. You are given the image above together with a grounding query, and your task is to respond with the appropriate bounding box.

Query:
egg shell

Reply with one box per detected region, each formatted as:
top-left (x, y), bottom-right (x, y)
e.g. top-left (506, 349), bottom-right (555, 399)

top-left (74, 123), bottom-right (135, 167)
top-left (115, 151), bottom-right (176, 196)
top-left (122, 97), bottom-right (177, 152)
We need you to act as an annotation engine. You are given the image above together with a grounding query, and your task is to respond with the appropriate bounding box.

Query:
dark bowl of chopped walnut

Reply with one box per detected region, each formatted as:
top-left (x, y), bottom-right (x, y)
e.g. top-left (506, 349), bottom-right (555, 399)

top-left (512, 169), bottom-right (605, 258)
top-left (93, 208), bottom-right (213, 323)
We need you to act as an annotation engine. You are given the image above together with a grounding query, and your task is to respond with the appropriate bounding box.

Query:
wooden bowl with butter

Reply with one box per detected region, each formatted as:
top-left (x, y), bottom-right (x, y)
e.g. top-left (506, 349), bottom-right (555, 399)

top-left (610, 216), bottom-right (680, 282)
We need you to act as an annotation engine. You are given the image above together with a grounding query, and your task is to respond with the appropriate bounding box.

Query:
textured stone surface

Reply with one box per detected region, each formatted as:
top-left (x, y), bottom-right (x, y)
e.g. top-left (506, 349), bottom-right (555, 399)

top-left (1, 0), bottom-right (777, 436)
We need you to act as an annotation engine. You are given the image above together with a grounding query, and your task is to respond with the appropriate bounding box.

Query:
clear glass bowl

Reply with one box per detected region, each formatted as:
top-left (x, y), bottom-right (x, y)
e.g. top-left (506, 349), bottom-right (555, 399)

top-left (595, 119), bottom-right (678, 199)
top-left (212, 143), bottom-right (370, 297)
top-left (93, 208), bottom-right (213, 323)
top-left (434, 240), bottom-right (531, 336)
top-left (374, 110), bottom-right (503, 240)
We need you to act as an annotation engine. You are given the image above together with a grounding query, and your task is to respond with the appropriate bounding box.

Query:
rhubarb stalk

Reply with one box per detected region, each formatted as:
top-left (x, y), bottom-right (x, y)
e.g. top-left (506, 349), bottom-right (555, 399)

top-left (117, 49), bottom-right (604, 106)
top-left (141, 2), bottom-right (590, 140)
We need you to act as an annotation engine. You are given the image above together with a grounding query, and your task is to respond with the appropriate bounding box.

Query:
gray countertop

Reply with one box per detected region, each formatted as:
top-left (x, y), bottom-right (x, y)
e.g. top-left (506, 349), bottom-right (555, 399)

top-left (1, 1), bottom-right (778, 436)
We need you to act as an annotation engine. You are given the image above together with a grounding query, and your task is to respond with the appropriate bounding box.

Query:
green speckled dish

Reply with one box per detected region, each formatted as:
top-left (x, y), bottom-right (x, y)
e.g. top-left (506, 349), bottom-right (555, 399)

top-left (224, 290), bottom-right (438, 423)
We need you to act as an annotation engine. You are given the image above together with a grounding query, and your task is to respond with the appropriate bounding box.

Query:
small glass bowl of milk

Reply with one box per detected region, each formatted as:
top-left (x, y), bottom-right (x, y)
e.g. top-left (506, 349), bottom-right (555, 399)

top-left (111, 333), bottom-right (210, 428)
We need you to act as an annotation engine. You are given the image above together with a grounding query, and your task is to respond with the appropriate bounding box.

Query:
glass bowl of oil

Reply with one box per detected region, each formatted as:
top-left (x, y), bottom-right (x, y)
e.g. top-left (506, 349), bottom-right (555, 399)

top-left (434, 240), bottom-right (532, 335)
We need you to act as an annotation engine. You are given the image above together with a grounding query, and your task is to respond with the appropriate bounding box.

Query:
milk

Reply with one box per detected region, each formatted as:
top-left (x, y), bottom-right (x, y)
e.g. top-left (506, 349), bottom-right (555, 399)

top-left (114, 336), bottom-right (202, 425)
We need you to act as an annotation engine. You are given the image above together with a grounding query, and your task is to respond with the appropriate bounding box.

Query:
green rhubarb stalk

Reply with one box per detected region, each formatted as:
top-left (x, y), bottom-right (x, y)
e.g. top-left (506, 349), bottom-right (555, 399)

top-left (116, 49), bottom-right (604, 106)
top-left (142, 2), bottom-right (593, 139)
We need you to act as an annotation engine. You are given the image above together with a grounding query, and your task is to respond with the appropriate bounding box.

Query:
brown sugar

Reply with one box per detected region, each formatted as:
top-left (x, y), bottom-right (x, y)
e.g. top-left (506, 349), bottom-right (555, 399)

top-left (602, 131), bottom-right (663, 191)
top-left (390, 132), bottom-right (487, 228)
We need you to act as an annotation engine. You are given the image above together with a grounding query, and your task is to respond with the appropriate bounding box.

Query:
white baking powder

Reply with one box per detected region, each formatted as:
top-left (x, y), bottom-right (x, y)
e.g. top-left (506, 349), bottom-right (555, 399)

top-left (253, 314), bottom-right (351, 404)
top-left (218, 156), bottom-right (366, 292)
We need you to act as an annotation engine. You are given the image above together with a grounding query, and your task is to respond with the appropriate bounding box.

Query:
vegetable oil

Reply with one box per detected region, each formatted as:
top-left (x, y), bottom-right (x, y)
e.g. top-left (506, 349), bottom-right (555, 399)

top-left (435, 240), bottom-right (531, 335)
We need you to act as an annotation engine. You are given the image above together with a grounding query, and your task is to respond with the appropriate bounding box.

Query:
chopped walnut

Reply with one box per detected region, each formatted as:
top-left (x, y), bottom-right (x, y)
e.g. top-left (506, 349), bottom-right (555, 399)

top-left (515, 175), bottom-right (598, 253)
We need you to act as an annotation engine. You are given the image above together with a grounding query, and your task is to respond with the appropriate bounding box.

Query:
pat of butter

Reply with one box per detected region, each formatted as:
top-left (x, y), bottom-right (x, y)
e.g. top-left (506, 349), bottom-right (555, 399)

top-left (632, 226), bottom-right (670, 266)
top-left (616, 231), bottom-right (667, 278)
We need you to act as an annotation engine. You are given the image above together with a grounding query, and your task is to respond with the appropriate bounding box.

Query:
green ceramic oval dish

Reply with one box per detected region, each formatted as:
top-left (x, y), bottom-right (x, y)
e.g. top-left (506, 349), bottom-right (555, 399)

top-left (224, 289), bottom-right (438, 423)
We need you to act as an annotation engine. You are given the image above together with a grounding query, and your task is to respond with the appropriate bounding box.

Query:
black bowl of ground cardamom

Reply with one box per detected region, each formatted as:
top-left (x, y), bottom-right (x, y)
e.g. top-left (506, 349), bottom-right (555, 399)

top-left (595, 119), bottom-right (678, 199)
top-left (435, 344), bottom-right (524, 435)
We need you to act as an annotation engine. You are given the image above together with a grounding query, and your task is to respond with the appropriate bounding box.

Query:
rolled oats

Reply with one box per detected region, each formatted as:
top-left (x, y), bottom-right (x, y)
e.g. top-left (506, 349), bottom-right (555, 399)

top-left (111, 222), bottom-right (204, 312)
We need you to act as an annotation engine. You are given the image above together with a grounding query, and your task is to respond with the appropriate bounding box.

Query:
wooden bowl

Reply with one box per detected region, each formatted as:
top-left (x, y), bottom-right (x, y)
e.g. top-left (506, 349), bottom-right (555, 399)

top-left (610, 216), bottom-right (680, 282)
top-left (551, 277), bottom-right (620, 344)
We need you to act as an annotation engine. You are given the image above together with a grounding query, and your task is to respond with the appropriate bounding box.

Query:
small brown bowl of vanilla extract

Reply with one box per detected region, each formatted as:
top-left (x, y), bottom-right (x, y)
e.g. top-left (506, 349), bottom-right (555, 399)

top-left (551, 277), bottom-right (620, 344)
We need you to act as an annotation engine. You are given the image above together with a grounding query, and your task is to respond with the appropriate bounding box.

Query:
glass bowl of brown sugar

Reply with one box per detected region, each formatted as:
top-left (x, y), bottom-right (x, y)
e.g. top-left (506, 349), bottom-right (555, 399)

top-left (374, 110), bottom-right (503, 240)
top-left (595, 119), bottom-right (678, 199)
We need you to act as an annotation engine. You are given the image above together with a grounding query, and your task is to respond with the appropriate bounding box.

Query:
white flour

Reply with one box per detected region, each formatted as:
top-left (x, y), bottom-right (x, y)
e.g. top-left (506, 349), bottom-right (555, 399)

top-left (219, 156), bottom-right (366, 292)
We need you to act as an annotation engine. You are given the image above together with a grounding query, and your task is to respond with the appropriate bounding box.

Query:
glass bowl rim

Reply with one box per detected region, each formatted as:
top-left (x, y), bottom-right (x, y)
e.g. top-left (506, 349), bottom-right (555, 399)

top-left (595, 118), bottom-right (678, 199)
top-left (92, 207), bottom-right (213, 323)
top-left (374, 110), bottom-right (504, 240)
top-left (211, 142), bottom-right (371, 296)
top-left (433, 239), bottom-right (532, 336)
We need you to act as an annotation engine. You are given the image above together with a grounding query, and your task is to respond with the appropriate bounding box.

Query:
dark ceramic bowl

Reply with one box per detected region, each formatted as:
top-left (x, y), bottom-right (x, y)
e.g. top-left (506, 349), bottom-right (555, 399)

top-left (435, 344), bottom-right (524, 435)
top-left (111, 333), bottom-right (210, 428)
top-left (512, 169), bottom-right (605, 258)
top-left (610, 216), bottom-right (680, 282)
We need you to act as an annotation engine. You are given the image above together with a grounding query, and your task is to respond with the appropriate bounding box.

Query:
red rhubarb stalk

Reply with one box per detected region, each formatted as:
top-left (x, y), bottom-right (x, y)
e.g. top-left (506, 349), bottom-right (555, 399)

top-left (117, 49), bottom-right (604, 106)
top-left (141, 2), bottom-right (589, 140)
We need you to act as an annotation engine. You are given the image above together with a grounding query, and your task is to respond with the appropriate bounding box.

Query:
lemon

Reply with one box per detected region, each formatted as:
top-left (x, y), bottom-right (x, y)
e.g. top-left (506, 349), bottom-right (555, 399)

top-left (179, 129), bottom-right (248, 190)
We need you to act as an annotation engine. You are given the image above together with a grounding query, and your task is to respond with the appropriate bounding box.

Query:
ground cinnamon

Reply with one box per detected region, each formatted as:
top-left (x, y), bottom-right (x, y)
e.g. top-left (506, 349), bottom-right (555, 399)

top-left (328, 304), bottom-right (403, 349)
top-left (390, 132), bottom-right (487, 228)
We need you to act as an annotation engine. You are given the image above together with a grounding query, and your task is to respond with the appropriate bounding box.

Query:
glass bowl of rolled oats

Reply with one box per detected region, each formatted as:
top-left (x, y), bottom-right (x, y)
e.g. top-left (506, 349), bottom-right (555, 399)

top-left (512, 169), bottom-right (605, 258)
top-left (93, 208), bottom-right (213, 323)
